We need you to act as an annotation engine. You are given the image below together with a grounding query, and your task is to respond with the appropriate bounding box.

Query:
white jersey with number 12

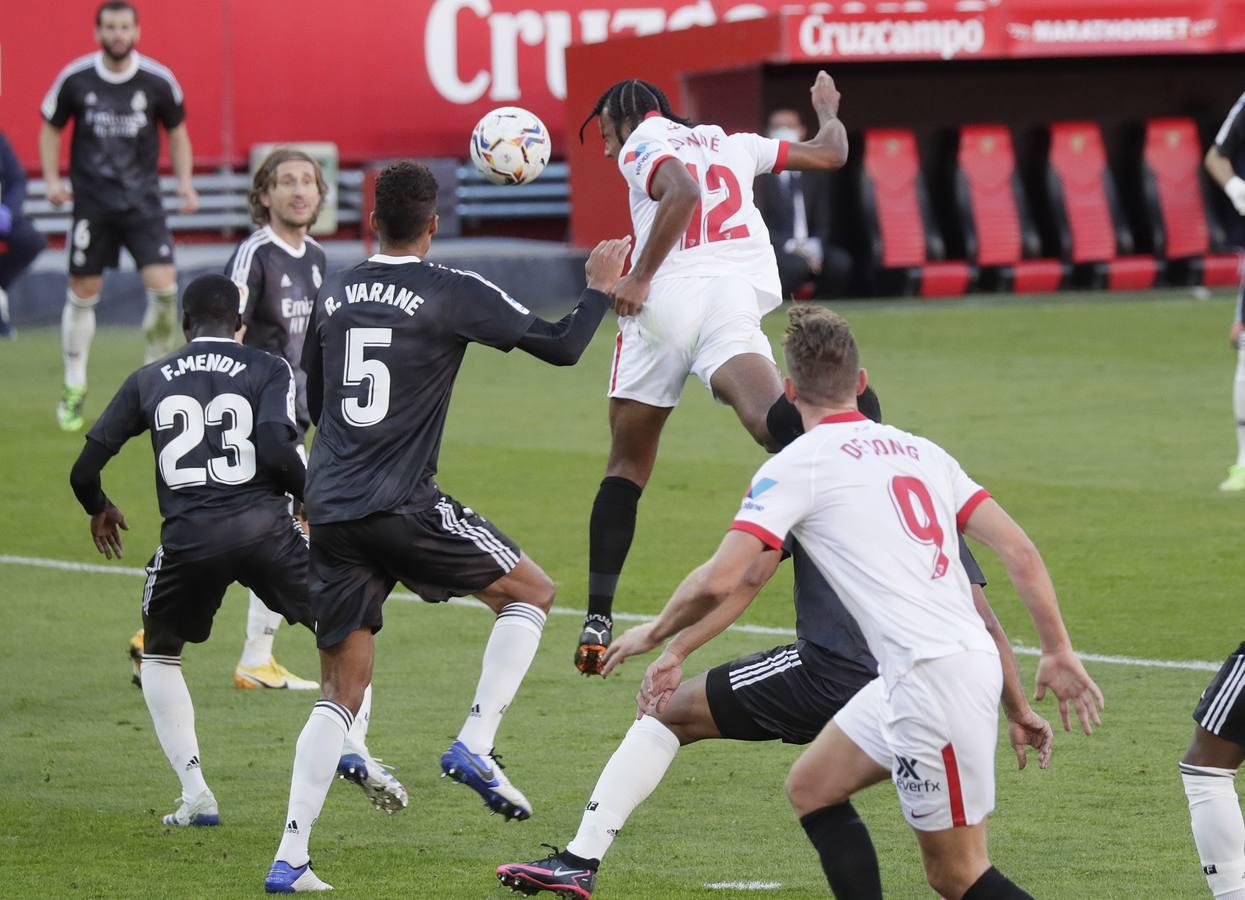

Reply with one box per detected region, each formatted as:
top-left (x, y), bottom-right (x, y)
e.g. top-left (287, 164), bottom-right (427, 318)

top-left (619, 114), bottom-right (789, 312)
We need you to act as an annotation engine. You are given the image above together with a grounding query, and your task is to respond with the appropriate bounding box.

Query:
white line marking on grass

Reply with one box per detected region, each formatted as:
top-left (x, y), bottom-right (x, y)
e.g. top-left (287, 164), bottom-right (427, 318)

top-left (705, 882), bottom-right (782, 891)
top-left (0, 555), bottom-right (1221, 672)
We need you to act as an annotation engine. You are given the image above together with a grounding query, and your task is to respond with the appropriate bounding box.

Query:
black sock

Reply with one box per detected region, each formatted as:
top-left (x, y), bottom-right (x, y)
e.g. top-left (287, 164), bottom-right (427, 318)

top-left (766, 395), bottom-right (805, 450)
top-left (557, 849), bottom-right (599, 871)
top-left (798, 803), bottom-right (883, 900)
top-left (962, 866), bottom-right (1033, 900)
top-left (587, 476), bottom-right (642, 618)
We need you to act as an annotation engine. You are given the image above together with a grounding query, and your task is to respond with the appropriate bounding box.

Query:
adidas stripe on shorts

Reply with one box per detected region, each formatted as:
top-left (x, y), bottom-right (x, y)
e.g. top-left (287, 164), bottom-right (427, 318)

top-left (1192, 641), bottom-right (1245, 747)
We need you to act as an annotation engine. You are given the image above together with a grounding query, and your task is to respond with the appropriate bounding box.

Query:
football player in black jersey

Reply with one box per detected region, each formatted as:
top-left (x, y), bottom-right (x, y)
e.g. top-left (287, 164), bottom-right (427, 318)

top-left (40, 1), bottom-right (199, 432)
top-left (70, 275), bottom-right (407, 831)
top-left (265, 161), bottom-right (630, 893)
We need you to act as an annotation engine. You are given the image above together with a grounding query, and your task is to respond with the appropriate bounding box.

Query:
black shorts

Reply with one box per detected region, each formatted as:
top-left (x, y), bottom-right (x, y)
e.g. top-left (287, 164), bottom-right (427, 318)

top-left (141, 518), bottom-right (312, 644)
top-left (69, 203), bottom-right (174, 276)
top-left (706, 640), bottom-right (876, 745)
top-left (1192, 642), bottom-right (1245, 748)
top-left (308, 495), bottom-right (521, 649)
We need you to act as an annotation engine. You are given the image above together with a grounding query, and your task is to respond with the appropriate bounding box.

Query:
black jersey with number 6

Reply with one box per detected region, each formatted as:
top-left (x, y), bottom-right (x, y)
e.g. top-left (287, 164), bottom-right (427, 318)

top-left (301, 254), bottom-right (536, 525)
top-left (86, 337), bottom-right (299, 559)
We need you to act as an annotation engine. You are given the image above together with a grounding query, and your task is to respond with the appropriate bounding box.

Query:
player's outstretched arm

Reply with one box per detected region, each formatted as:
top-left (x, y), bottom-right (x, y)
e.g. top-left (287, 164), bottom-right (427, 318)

top-left (39, 122), bottom-right (71, 207)
top-left (167, 125), bottom-right (199, 214)
top-left (784, 70), bottom-right (849, 172)
top-left (515, 237), bottom-right (631, 365)
top-left (972, 584), bottom-right (1053, 770)
top-left (69, 438), bottom-right (128, 559)
top-left (256, 423), bottom-right (307, 502)
top-left (964, 498), bottom-right (1104, 734)
top-left (610, 164), bottom-right (699, 317)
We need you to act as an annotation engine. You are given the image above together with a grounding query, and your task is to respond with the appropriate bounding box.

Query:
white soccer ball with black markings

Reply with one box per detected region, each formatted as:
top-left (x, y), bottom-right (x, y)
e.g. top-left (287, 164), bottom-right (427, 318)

top-left (469, 106), bottom-right (551, 186)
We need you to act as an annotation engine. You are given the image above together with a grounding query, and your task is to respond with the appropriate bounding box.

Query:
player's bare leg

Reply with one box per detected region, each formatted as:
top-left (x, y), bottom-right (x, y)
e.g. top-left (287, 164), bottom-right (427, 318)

top-left (141, 263), bottom-right (180, 363)
top-left (58, 273), bottom-right (103, 431)
top-left (268, 629), bottom-right (373, 893)
top-left (786, 720), bottom-right (888, 899)
top-left (139, 619), bottom-right (219, 827)
top-left (1182, 725), bottom-right (1245, 899)
top-left (442, 553), bottom-right (554, 819)
top-left (581, 399), bottom-right (673, 675)
top-left (709, 351), bottom-right (786, 452)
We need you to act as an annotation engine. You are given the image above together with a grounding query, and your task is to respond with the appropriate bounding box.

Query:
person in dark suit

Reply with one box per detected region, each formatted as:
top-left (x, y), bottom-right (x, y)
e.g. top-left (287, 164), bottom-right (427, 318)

top-left (0, 131), bottom-right (47, 337)
top-left (755, 109), bottom-right (852, 299)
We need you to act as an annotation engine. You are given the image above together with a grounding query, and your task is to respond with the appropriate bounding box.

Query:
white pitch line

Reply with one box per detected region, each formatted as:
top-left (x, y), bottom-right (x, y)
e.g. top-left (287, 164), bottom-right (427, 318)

top-left (705, 882), bottom-right (782, 891)
top-left (0, 554), bottom-right (1222, 672)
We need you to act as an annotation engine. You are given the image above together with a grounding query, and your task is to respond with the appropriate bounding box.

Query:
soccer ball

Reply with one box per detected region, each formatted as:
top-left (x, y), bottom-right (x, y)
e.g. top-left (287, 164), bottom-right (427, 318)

top-left (469, 107), bottom-right (551, 186)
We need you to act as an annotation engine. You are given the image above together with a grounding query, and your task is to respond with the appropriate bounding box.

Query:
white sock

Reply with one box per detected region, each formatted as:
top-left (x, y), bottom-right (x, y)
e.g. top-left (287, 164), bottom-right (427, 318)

top-left (1234, 346), bottom-right (1245, 467)
top-left (62, 290), bottom-right (97, 389)
top-left (143, 286), bottom-right (179, 364)
top-left (141, 654), bottom-right (210, 798)
top-left (1182, 764), bottom-right (1245, 898)
top-left (276, 700), bottom-right (353, 867)
top-left (240, 591), bottom-right (283, 668)
top-left (455, 602), bottom-right (546, 755)
top-left (566, 717), bottom-right (681, 862)
top-left (342, 683), bottom-right (373, 758)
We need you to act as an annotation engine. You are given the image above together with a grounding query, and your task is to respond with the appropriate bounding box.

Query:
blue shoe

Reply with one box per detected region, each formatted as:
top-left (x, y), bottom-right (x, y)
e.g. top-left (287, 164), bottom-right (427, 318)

top-left (439, 740), bottom-right (532, 821)
top-left (264, 860), bottom-right (333, 893)
top-left (337, 752), bottom-right (409, 813)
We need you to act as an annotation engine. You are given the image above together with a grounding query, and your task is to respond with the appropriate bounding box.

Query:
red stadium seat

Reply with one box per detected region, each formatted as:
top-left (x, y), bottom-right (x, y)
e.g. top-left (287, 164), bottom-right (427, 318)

top-left (859, 129), bottom-right (972, 298)
top-left (1044, 122), bottom-right (1159, 290)
top-left (953, 125), bottom-right (1064, 293)
top-left (1141, 117), bottom-right (1241, 287)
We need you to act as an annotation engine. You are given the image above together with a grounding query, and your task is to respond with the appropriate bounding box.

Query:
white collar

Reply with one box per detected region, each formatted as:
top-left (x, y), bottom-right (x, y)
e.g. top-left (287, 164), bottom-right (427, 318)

top-left (94, 50), bottom-right (140, 84)
top-left (369, 253), bottom-right (422, 264)
top-left (190, 336), bottom-right (237, 344)
top-left (264, 225), bottom-right (307, 258)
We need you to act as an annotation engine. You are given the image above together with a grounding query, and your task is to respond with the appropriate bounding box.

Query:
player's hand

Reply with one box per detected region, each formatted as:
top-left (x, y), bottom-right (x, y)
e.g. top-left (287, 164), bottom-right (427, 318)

top-left (90, 503), bottom-right (129, 560)
top-left (1034, 647), bottom-right (1104, 735)
top-left (1006, 707), bottom-right (1054, 770)
top-left (601, 621), bottom-right (660, 677)
top-left (177, 180), bottom-right (200, 214)
top-left (810, 70), bottom-right (841, 120)
top-left (636, 649), bottom-right (683, 719)
top-left (1230, 321), bottom-right (1243, 349)
top-left (46, 179), bottom-right (72, 208)
top-left (610, 273), bottom-right (650, 317)
top-left (585, 236), bottom-right (633, 294)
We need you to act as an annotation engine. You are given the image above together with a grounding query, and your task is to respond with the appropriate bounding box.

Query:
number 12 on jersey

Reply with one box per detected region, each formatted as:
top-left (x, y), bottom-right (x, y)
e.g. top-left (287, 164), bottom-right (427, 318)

top-left (889, 476), bottom-right (950, 579)
top-left (679, 163), bottom-right (749, 250)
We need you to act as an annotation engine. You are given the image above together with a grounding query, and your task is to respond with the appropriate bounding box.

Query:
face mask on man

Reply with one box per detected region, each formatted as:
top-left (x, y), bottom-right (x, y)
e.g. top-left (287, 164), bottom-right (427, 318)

top-left (769, 127), bottom-right (802, 143)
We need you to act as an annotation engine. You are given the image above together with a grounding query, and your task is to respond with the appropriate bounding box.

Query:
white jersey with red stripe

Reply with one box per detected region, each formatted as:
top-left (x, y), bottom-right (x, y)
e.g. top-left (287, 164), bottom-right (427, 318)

top-left (619, 114), bottom-right (789, 312)
top-left (730, 410), bottom-right (998, 688)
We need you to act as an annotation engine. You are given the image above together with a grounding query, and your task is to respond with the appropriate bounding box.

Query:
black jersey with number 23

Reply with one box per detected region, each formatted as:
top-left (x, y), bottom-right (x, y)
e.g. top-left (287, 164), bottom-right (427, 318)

top-left (301, 255), bottom-right (535, 525)
top-left (86, 338), bottom-right (299, 558)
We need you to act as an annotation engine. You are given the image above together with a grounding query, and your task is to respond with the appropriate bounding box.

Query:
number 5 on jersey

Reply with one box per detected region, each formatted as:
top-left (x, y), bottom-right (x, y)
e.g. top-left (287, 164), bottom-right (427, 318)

top-left (889, 476), bottom-right (950, 579)
top-left (343, 327), bottom-right (393, 427)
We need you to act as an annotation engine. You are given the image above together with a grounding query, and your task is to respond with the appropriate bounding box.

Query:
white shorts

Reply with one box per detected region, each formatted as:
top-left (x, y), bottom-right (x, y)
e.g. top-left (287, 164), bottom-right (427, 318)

top-left (834, 650), bottom-right (1003, 832)
top-left (607, 276), bottom-right (776, 408)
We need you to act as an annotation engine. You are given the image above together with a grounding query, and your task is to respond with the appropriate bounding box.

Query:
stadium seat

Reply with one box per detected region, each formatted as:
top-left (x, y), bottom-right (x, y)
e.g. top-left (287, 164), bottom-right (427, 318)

top-left (952, 125), bottom-right (1065, 293)
top-left (1043, 122), bottom-right (1159, 290)
top-left (1140, 117), bottom-right (1241, 287)
top-left (859, 129), bottom-right (973, 298)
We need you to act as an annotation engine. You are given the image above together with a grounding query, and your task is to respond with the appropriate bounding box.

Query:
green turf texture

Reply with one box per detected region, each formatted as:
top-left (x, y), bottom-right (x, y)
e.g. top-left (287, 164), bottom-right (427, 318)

top-left (0, 289), bottom-right (1238, 898)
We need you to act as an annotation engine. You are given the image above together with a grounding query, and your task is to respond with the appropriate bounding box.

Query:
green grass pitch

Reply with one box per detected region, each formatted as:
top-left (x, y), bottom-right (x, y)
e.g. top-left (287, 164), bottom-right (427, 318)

top-left (0, 289), bottom-right (1239, 898)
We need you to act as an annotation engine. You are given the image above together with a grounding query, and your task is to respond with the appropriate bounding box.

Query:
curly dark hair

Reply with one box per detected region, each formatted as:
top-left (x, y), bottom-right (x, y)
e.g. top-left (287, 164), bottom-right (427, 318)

top-left (783, 306), bottom-right (860, 406)
top-left (578, 79), bottom-right (694, 143)
top-left (182, 274), bottom-right (239, 327)
top-left (248, 148), bottom-right (328, 227)
top-left (373, 160), bottom-right (438, 244)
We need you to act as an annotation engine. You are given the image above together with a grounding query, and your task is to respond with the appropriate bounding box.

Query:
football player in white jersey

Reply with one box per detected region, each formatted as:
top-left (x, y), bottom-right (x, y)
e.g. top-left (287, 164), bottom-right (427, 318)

top-left (624, 306), bottom-right (1103, 899)
top-left (574, 72), bottom-right (849, 676)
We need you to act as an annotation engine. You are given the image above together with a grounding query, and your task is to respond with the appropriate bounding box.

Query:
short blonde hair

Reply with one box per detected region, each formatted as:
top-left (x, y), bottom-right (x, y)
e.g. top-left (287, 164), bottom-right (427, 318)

top-left (782, 306), bottom-right (860, 405)
top-left (249, 148), bottom-right (327, 226)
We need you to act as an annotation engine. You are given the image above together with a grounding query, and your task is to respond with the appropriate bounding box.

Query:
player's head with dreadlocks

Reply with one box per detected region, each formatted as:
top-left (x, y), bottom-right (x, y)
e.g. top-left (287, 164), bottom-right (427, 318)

top-left (579, 79), bottom-right (694, 157)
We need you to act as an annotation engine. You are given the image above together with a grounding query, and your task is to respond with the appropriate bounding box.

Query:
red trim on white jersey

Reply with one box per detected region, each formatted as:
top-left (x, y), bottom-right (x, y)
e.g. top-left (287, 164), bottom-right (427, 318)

top-left (818, 410), bottom-right (868, 425)
top-left (610, 331), bottom-right (624, 392)
top-left (941, 743), bottom-right (968, 827)
top-left (644, 111), bottom-right (662, 120)
top-left (773, 140), bottom-right (792, 174)
top-left (956, 489), bottom-right (992, 531)
top-left (730, 520), bottom-right (784, 551)
top-left (645, 154), bottom-right (677, 199)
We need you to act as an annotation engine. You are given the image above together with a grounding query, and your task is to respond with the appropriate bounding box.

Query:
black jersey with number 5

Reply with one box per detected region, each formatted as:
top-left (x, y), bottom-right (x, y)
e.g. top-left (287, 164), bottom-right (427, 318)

top-left (86, 338), bottom-right (299, 558)
top-left (301, 254), bottom-right (536, 525)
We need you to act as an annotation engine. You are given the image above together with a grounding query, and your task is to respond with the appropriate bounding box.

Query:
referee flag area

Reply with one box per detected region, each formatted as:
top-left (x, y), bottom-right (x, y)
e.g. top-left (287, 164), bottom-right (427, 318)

top-left (0, 292), bottom-right (1234, 897)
